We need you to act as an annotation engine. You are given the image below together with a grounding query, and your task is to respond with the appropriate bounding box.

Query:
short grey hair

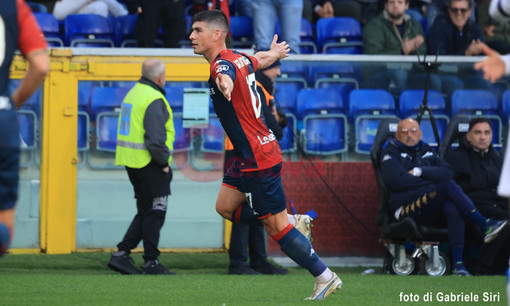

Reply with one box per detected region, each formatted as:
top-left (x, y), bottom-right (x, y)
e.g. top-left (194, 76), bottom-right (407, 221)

top-left (142, 59), bottom-right (165, 83)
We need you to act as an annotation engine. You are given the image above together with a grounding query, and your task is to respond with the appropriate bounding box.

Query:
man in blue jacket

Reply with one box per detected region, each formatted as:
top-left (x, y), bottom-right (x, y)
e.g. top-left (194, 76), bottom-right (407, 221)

top-left (380, 118), bottom-right (508, 275)
top-left (427, 0), bottom-right (483, 55)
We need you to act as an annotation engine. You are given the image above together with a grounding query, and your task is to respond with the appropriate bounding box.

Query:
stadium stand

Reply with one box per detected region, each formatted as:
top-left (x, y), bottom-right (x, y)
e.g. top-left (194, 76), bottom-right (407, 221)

top-left (349, 89), bottom-right (398, 154)
top-left (65, 14), bottom-right (115, 47)
top-left (34, 12), bottom-right (64, 47)
top-left (399, 89), bottom-right (449, 147)
top-left (316, 17), bottom-right (363, 54)
top-left (297, 88), bottom-right (348, 154)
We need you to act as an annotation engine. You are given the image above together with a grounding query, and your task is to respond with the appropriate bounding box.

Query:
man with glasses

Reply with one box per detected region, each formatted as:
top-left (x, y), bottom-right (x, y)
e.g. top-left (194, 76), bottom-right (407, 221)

top-left (427, 0), bottom-right (483, 55)
top-left (380, 118), bottom-right (508, 275)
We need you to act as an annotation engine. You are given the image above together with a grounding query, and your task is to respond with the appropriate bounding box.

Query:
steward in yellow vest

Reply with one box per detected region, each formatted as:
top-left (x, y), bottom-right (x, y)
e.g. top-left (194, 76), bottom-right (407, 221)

top-left (109, 59), bottom-right (176, 275)
top-left (116, 80), bottom-right (175, 168)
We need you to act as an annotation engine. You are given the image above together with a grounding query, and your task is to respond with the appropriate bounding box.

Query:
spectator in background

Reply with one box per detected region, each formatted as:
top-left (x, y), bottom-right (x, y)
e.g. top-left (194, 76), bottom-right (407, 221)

top-left (427, 0), bottom-right (492, 94)
top-left (252, 0), bottom-right (302, 53)
top-left (380, 118), bottom-right (508, 276)
top-left (234, 0), bottom-right (252, 17)
top-left (1, 0), bottom-right (50, 256)
top-left (40, 0), bottom-right (128, 20)
top-left (444, 118), bottom-right (510, 274)
top-left (362, 0), bottom-right (427, 94)
top-left (125, 0), bottom-right (186, 48)
top-left (313, 0), bottom-right (379, 25)
top-left (478, 0), bottom-right (510, 54)
top-left (427, 0), bottom-right (483, 55)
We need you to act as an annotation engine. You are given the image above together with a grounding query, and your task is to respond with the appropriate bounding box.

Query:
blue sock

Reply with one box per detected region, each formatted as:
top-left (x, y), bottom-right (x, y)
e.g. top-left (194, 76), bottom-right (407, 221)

top-left (231, 203), bottom-right (263, 226)
top-left (0, 222), bottom-right (11, 256)
top-left (452, 248), bottom-right (464, 269)
top-left (273, 224), bottom-right (327, 277)
top-left (467, 209), bottom-right (489, 230)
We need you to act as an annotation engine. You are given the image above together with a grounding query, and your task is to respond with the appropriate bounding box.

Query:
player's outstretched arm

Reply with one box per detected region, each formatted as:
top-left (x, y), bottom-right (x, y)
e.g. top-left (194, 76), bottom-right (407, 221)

top-left (474, 43), bottom-right (506, 83)
top-left (216, 73), bottom-right (234, 101)
top-left (255, 34), bottom-right (290, 70)
top-left (11, 49), bottom-right (49, 108)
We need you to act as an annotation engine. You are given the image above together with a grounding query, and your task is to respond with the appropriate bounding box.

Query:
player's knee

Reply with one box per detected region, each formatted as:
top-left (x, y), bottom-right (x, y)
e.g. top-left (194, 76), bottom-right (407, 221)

top-left (0, 222), bottom-right (12, 256)
top-left (215, 204), bottom-right (232, 220)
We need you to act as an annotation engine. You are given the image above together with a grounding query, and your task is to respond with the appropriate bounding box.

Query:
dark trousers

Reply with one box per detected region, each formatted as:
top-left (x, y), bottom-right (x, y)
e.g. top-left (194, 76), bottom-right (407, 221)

top-left (399, 180), bottom-right (476, 250)
top-left (229, 223), bottom-right (267, 268)
top-left (117, 161), bottom-right (172, 261)
top-left (135, 0), bottom-right (186, 48)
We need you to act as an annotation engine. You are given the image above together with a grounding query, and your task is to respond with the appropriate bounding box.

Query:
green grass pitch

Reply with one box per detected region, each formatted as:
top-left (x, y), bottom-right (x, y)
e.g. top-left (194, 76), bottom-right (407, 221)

top-left (0, 252), bottom-right (507, 305)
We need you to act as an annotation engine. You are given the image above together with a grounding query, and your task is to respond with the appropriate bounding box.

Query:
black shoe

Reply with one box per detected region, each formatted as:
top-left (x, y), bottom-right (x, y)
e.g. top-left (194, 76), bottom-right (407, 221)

top-left (228, 265), bottom-right (262, 275)
top-left (251, 262), bottom-right (289, 275)
top-left (107, 254), bottom-right (142, 275)
top-left (142, 259), bottom-right (176, 275)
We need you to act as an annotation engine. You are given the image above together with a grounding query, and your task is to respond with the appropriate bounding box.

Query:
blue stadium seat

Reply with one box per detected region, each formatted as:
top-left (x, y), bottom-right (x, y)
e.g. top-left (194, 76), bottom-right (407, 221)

top-left (280, 113), bottom-right (297, 153)
top-left (276, 60), bottom-right (309, 88)
top-left (399, 89), bottom-right (447, 117)
top-left (9, 79), bottom-right (42, 117)
top-left (172, 114), bottom-right (191, 154)
top-left (17, 110), bottom-right (37, 150)
top-left (229, 16), bottom-right (254, 48)
top-left (34, 12), bottom-right (64, 47)
top-left (17, 110), bottom-right (38, 167)
top-left (77, 111), bottom-right (90, 151)
top-left (349, 89), bottom-right (398, 154)
top-left (65, 14), bottom-right (115, 47)
top-left (310, 62), bottom-right (360, 103)
top-left (399, 89), bottom-right (449, 147)
top-left (164, 86), bottom-right (184, 113)
top-left (114, 14), bottom-right (138, 47)
top-left (91, 87), bottom-right (130, 152)
top-left (309, 62), bottom-right (361, 85)
top-left (298, 18), bottom-right (318, 54)
top-left (451, 89), bottom-right (502, 147)
top-left (297, 88), bottom-right (348, 154)
top-left (201, 117), bottom-right (224, 152)
top-left (316, 17), bottom-right (363, 54)
top-left (274, 81), bottom-right (304, 115)
top-left (503, 90), bottom-right (510, 124)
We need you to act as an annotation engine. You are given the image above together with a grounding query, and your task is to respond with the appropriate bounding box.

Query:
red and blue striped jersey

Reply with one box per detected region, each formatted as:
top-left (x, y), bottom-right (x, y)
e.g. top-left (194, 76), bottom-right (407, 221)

top-left (209, 49), bottom-right (282, 171)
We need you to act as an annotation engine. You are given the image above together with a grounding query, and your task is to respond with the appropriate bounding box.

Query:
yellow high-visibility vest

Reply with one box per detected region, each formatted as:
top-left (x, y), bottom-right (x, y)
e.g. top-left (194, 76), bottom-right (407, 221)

top-left (115, 82), bottom-right (175, 168)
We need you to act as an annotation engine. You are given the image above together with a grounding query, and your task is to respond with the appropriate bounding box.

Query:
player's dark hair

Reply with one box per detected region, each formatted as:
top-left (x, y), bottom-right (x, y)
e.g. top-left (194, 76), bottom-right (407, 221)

top-left (192, 9), bottom-right (229, 35)
top-left (468, 117), bottom-right (492, 131)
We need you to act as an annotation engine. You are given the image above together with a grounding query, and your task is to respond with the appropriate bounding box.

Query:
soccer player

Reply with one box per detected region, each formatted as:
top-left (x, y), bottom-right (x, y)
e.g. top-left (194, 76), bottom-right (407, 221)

top-left (189, 9), bottom-right (342, 300)
top-left (0, 0), bottom-right (50, 255)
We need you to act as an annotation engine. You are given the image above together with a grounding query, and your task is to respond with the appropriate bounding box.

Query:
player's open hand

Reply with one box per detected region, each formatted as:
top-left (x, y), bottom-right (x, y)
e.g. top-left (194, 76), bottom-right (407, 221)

top-left (270, 34), bottom-right (290, 59)
top-left (215, 74), bottom-right (234, 101)
top-left (474, 43), bottom-right (505, 83)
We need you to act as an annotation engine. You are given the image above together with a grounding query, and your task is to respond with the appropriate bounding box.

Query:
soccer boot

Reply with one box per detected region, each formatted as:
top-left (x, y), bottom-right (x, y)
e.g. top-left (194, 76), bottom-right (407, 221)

top-left (107, 253), bottom-right (141, 275)
top-left (294, 214), bottom-right (313, 242)
top-left (142, 259), bottom-right (176, 275)
top-left (484, 219), bottom-right (508, 243)
top-left (305, 272), bottom-right (342, 300)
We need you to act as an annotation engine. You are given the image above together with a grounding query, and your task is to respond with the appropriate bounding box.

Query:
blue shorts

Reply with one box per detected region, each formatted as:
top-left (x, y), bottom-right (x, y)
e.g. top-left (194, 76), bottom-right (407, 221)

top-left (223, 161), bottom-right (287, 219)
top-left (0, 147), bottom-right (20, 211)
